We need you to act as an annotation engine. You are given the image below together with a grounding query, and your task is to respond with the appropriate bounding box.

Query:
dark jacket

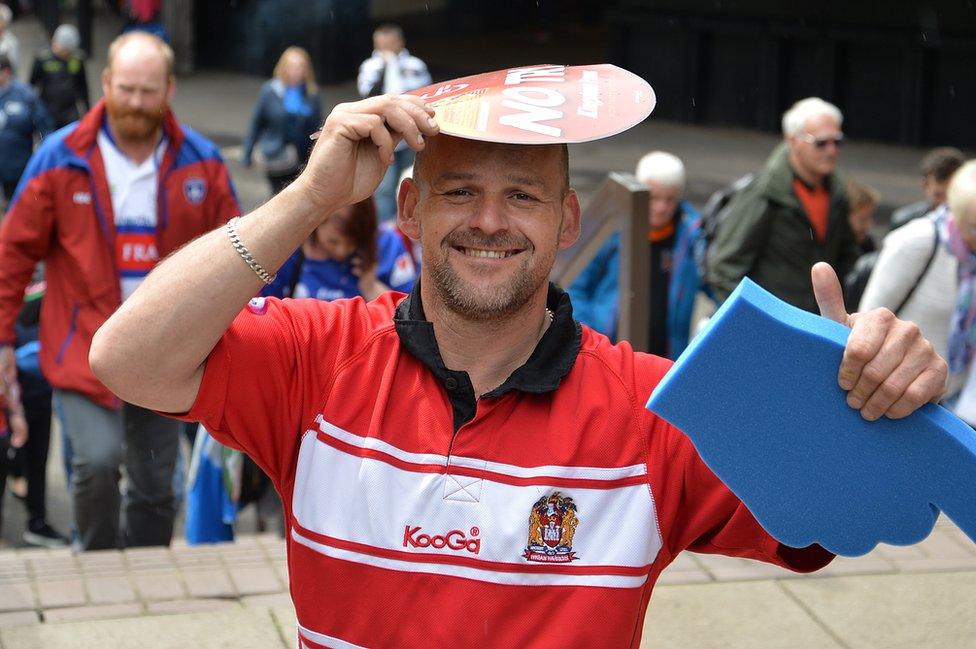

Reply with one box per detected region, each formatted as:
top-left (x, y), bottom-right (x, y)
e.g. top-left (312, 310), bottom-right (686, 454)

top-left (29, 49), bottom-right (90, 129)
top-left (0, 79), bottom-right (53, 185)
top-left (705, 143), bottom-right (858, 313)
top-left (242, 79), bottom-right (322, 170)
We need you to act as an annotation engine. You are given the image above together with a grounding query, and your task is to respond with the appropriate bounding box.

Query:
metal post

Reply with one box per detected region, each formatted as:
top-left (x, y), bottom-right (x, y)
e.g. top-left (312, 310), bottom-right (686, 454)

top-left (615, 176), bottom-right (650, 352)
top-left (77, 0), bottom-right (93, 57)
top-left (551, 172), bottom-right (650, 351)
top-left (163, 0), bottom-right (196, 75)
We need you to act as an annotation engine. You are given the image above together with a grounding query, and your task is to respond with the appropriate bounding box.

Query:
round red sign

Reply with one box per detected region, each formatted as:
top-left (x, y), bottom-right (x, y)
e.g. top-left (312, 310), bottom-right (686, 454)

top-left (408, 64), bottom-right (656, 144)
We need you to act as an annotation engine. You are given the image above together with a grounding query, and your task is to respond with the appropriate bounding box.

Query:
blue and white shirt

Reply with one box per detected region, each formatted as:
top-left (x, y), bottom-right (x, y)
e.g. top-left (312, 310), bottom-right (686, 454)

top-left (263, 226), bottom-right (417, 301)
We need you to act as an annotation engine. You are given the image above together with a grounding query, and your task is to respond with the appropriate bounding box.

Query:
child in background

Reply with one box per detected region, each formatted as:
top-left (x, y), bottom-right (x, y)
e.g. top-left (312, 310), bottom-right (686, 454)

top-left (263, 197), bottom-right (417, 301)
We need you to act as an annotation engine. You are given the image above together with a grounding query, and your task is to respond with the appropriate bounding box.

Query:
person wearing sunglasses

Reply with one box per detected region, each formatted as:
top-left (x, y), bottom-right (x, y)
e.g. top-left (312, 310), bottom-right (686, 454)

top-left (706, 97), bottom-right (861, 313)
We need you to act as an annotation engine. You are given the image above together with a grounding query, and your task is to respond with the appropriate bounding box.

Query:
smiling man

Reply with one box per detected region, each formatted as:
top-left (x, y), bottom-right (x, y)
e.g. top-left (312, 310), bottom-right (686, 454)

top-left (90, 91), bottom-right (946, 647)
top-left (706, 97), bottom-right (860, 313)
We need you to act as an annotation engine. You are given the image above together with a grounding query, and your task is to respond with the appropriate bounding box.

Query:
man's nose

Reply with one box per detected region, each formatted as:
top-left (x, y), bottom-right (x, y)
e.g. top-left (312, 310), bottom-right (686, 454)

top-left (468, 196), bottom-right (509, 234)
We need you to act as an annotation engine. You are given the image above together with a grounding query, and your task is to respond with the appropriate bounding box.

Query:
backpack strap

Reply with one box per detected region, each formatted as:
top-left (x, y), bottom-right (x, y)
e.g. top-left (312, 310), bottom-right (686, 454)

top-left (893, 219), bottom-right (939, 316)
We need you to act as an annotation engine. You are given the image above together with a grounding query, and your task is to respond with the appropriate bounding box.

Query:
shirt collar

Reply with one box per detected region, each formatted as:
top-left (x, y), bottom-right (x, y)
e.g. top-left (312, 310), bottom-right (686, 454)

top-left (394, 282), bottom-right (582, 397)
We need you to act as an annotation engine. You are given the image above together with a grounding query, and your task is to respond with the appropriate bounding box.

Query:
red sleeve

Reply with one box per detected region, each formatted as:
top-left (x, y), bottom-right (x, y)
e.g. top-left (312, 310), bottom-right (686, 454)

top-left (175, 295), bottom-right (389, 487)
top-left (651, 418), bottom-right (833, 572)
top-left (0, 175), bottom-right (56, 343)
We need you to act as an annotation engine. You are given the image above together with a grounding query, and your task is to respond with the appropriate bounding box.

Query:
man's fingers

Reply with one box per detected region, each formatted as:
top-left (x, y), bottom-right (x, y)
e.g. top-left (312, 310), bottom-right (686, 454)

top-left (812, 262), bottom-right (849, 325)
top-left (845, 313), bottom-right (916, 409)
top-left (883, 367), bottom-right (948, 419)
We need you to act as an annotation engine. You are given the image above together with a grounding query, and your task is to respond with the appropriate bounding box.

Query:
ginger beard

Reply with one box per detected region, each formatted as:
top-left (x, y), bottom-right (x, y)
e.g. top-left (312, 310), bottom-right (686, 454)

top-left (105, 98), bottom-right (166, 142)
top-left (425, 227), bottom-right (555, 322)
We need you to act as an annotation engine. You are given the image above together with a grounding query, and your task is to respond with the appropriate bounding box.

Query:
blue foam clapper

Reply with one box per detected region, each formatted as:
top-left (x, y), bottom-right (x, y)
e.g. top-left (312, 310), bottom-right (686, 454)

top-left (646, 278), bottom-right (976, 557)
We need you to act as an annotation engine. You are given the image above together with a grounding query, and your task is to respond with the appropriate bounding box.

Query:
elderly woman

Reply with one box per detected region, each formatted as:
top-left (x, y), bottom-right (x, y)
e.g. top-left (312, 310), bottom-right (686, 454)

top-left (242, 46), bottom-right (323, 195)
top-left (568, 151), bottom-right (704, 359)
top-left (943, 161), bottom-right (976, 424)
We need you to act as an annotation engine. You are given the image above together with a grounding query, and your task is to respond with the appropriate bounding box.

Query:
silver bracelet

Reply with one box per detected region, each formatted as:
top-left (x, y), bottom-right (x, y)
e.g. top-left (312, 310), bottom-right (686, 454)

top-left (226, 216), bottom-right (276, 284)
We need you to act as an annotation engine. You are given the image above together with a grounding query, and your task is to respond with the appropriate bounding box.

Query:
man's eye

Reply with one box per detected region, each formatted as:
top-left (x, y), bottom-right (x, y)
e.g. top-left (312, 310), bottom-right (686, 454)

top-left (447, 189), bottom-right (472, 197)
top-left (512, 192), bottom-right (536, 201)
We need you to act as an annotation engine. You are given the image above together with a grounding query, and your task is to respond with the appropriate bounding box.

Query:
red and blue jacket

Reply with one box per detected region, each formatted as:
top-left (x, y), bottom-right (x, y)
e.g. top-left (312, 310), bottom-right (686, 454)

top-left (0, 99), bottom-right (240, 408)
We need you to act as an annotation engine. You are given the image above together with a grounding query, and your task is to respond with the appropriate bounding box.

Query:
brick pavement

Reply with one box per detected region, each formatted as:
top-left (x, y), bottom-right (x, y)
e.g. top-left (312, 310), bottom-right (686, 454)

top-left (0, 518), bottom-right (972, 646)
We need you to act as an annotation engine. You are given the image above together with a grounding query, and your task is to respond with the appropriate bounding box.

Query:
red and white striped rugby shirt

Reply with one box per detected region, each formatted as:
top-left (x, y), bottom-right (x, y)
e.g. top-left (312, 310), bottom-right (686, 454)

top-left (182, 286), bottom-right (832, 648)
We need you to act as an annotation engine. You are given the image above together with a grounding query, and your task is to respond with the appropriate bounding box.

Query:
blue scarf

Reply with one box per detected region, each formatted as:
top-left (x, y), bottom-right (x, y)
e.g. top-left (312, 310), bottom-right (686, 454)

top-left (283, 85), bottom-right (312, 117)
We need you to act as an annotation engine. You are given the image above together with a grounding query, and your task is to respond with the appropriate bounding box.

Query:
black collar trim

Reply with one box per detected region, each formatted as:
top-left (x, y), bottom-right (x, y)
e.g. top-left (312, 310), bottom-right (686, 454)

top-left (394, 282), bottom-right (582, 399)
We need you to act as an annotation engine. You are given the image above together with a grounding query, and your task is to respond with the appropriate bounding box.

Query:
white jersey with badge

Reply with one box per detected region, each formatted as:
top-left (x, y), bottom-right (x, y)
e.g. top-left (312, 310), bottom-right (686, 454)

top-left (97, 129), bottom-right (166, 301)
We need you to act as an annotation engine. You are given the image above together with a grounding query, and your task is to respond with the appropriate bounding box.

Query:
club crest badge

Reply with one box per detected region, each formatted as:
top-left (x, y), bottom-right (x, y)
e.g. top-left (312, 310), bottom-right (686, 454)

top-left (523, 492), bottom-right (579, 563)
top-left (183, 178), bottom-right (207, 205)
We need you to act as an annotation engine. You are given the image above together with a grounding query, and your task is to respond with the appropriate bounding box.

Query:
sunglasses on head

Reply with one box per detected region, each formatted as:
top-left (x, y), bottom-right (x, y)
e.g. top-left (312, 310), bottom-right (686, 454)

top-left (799, 133), bottom-right (845, 149)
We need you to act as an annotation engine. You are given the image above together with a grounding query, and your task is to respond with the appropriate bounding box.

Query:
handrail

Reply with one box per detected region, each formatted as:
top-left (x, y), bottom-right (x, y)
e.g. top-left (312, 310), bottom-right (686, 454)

top-left (551, 172), bottom-right (650, 351)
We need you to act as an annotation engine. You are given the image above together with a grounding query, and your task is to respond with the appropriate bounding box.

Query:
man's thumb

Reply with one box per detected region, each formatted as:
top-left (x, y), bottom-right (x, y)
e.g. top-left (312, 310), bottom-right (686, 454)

top-left (812, 262), bottom-right (850, 324)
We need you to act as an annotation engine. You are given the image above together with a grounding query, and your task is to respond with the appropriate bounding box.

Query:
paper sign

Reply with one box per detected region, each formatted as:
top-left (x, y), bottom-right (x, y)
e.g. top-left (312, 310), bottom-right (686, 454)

top-left (408, 64), bottom-right (655, 144)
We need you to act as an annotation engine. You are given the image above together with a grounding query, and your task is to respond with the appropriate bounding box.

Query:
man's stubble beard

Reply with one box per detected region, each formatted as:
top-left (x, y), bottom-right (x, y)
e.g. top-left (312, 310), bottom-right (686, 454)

top-left (425, 231), bottom-right (555, 323)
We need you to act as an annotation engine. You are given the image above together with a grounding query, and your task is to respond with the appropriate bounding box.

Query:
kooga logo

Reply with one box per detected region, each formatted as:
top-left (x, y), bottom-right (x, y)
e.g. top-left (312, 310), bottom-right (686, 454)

top-left (403, 525), bottom-right (481, 554)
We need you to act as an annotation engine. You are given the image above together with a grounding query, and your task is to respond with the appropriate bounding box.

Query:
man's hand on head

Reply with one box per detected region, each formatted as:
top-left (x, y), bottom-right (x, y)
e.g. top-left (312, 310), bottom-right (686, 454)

top-left (812, 262), bottom-right (948, 421)
top-left (293, 95), bottom-right (438, 215)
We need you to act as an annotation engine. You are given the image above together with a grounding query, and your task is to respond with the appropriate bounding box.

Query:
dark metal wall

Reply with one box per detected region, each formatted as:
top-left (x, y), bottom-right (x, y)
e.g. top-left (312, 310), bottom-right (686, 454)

top-left (609, 1), bottom-right (976, 146)
top-left (194, 0), bottom-right (371, 84)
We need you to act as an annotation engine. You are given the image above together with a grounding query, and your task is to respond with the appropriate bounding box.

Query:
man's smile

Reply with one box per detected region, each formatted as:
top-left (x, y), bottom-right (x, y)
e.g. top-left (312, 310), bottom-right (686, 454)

top-left (455, 246), bottom-right (523, 259)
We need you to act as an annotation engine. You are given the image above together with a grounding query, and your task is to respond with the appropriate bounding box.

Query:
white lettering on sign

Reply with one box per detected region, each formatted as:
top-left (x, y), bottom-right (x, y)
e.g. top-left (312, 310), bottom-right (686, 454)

top-left (419, 82), bottom-right (469, 100)
top-left (578, 70), bottom-right (601, 119)
top-left (499, 87), bottom-right (566, 137)
top-left (504, 65), bottom-right (566, 86)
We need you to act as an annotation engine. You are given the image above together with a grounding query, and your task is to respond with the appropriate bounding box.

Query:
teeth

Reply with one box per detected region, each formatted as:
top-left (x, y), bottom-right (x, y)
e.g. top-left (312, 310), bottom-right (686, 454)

top-left (461, 248), bottom-right (514, 259)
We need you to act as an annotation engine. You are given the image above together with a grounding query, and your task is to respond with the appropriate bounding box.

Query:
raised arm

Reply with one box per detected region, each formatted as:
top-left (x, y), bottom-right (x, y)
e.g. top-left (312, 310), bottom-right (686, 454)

top-left (89, 95), bottom-right (439, 413)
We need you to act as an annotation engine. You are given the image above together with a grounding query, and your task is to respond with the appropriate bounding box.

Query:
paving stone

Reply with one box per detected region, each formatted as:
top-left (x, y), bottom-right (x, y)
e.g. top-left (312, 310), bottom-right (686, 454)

top-left (915, 528), bottom-right (976, 559)
top-left (42, 603), bottom-right (143, 624)
top-left (892, 557), bottom-right (976, 574)
top-left (181, 568), bottom-right (236, 599)
top-left (173, 553), bottom-right (222, 568)
top-left (28, 557), bottom-right (79, 578)
top-left (228, 565), bottom-right (282, 596)
top-left (666, 552), bottom-right (702, 572)
top-left (85, 575), bottom-right (136, 604)
top-left (642, 580), bottom-right (844, 649)
top-left (0, 610), bottom-right (39, 627)
top-left (783, 572), bottom-right (976, 649)
top-left (2, 608), bottom-right (289, 648)
top-left (875, 542), bottom-right (927, 560)
top-left (275, 563), bottom-right (289, 586)
top-left (271, 606), bottom-right (298, 647)
top-left (241, 593), bottom-right (293, 609)
top-left (132, 570), bottom-right (186, 602)
top-left (146, 598), bottom-right (240, 615)
top-left (694, 554), bottom-right (796, 581)
top-left (655, 569), bottom-right (713, 586)
top-left (813, 554), bottom-right (895, 577)
top-left (0, 582), bottom-right (35, 612)
top-left (943, 528), bottom-right (976, 556)
top-left (36, 577), bottom-right (86, 608)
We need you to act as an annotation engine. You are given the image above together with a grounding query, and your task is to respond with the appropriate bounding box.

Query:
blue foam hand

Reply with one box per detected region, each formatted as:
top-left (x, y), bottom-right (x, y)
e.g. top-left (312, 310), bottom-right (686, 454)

top-left (647, 278), bottom-right (976, 557)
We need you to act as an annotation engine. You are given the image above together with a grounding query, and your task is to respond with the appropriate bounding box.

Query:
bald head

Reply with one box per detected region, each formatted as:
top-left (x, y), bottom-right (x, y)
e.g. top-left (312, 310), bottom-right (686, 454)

top-left (106, 32), bottom-right (174, 79)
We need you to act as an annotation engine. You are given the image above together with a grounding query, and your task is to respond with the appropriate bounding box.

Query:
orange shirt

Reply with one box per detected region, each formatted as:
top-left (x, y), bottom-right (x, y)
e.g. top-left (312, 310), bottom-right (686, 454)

top-left (792, 178), bottom-right (830, 243)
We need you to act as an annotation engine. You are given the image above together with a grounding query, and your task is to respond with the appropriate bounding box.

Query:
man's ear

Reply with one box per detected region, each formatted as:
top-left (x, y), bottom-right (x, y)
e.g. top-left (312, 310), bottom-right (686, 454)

top-left (558, 189), bottom-right (581, 250)
top-left (397, 178), bottom-right (421, 240)
top-left (101, 68), bottom-right (111, 97)
top-left (166, 75), bottom-right (176, 104)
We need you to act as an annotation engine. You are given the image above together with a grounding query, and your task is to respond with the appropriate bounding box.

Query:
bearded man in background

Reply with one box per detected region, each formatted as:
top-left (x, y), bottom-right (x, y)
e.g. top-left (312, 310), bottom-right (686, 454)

top-left (0, 31), bottom-right (239, 551)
